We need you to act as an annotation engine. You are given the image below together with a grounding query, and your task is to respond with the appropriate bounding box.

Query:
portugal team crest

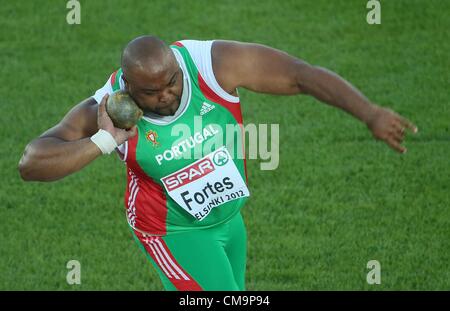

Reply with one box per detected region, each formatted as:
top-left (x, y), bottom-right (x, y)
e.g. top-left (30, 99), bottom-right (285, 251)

top-left (145, 130), bottom-right (160, 147)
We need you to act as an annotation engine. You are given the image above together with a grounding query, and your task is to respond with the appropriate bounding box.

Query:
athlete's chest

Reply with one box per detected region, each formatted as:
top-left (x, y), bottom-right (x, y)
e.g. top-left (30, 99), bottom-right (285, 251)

top-left (132, 93), bottom-right (238, 181)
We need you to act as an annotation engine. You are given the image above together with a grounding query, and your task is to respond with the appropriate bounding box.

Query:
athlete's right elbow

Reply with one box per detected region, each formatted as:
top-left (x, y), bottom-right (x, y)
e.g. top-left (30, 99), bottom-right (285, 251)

top-left (18, 160), bottom-right (31, 181)
top-left (18, 149), bottom-right (35, 181)
top-left (18, 144), bottom-right (41, 181)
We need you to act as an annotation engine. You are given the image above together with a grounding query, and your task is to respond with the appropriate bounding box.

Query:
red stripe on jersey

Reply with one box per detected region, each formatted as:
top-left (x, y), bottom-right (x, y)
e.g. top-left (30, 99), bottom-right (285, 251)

top-left (171, 41), bottom-right (184, 47)
top-left (198, 73), bottom-right (242, 124)
top-left (125, 131), bottom-right (168, 236)
top-left (198, 73), bottom-right (248, 183)
top-left (110, 70), bottom-right (118, 87)
top-left (242, 138), bottom-right (248, 184)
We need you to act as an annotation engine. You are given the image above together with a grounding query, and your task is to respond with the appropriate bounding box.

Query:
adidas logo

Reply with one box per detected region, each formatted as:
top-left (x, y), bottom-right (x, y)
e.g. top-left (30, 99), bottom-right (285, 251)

top-left (200, 102), bottom-right (215, 116)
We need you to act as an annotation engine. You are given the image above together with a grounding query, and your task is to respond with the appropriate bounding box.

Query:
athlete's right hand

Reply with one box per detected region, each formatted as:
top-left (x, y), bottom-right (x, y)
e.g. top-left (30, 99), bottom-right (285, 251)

top-left (98, 94), bottom-right (137, 145)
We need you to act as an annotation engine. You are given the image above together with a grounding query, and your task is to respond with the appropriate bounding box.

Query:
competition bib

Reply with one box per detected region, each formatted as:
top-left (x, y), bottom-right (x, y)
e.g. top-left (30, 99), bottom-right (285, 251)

top-left (161, 146), bottom-right (250, 221)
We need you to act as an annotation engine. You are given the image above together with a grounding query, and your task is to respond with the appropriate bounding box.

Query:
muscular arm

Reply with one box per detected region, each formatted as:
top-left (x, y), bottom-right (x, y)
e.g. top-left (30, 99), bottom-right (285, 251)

top-left (212, 41), bottom-right (417, 153)
top-left (18, 98), bottom-right (101, 182)
top-left (18, 96), bottom-right (136, 182)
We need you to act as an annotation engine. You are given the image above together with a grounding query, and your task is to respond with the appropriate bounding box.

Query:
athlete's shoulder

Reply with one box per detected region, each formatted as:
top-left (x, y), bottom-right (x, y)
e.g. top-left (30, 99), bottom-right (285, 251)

top-left (109, 68), bottom-right (124, 91)
top-left (171, 39), bottom-right (214, 47)
top-left (92, 68), bottom-right (124, 104)
top-left (170, 40), bottom-right (215, 58)
top-left (172, 39), bottom-right (240, 102)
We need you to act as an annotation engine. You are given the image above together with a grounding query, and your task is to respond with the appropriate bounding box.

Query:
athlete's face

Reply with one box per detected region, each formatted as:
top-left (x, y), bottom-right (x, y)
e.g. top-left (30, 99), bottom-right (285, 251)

top-left (123, 56), bottom-right (183, 116)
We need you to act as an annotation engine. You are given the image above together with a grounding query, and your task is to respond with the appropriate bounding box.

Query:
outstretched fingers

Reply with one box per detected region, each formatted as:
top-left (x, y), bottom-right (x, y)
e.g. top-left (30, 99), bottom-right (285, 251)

top-left (390, 116), bottom-right (419, 153)
top-left (387, 136), bottom-right (407, 154)
top-left (398, 116), bottom-right (418, 134)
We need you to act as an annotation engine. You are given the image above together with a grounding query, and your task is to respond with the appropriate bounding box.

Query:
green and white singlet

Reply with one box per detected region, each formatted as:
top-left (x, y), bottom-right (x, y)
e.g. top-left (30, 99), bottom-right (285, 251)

top-left (93, 40), bottom-right (250, 236)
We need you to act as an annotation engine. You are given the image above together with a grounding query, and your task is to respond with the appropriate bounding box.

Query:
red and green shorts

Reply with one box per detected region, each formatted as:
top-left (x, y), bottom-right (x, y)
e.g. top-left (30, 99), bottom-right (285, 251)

top-left (131, 212), bottom-right (247, 291)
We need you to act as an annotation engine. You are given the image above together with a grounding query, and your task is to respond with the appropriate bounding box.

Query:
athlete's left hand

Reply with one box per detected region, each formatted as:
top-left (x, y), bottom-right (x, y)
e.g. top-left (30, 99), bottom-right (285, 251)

top-left (366, 106), bottom-right (418, 154)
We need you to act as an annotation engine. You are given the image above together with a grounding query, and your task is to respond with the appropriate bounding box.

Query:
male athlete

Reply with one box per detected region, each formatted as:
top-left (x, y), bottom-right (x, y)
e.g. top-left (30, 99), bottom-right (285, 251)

top-left (18, 36), bottom-right (417, 291)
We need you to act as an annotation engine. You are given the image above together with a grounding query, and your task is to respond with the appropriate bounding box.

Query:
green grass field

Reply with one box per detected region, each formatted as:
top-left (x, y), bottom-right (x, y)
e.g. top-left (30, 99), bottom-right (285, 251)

top-left (1, 0), bottom-right (449, 290)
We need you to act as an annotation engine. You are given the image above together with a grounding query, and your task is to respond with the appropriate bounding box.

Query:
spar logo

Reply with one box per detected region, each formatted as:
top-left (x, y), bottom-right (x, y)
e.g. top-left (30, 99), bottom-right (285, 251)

top-left (161, 158), bottom-right (215, 191)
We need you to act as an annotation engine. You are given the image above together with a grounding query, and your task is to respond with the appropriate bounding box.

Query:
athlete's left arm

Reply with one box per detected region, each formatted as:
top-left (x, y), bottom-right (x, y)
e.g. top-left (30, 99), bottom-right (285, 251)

top-left (212, 40), bottom-right (418, 153)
